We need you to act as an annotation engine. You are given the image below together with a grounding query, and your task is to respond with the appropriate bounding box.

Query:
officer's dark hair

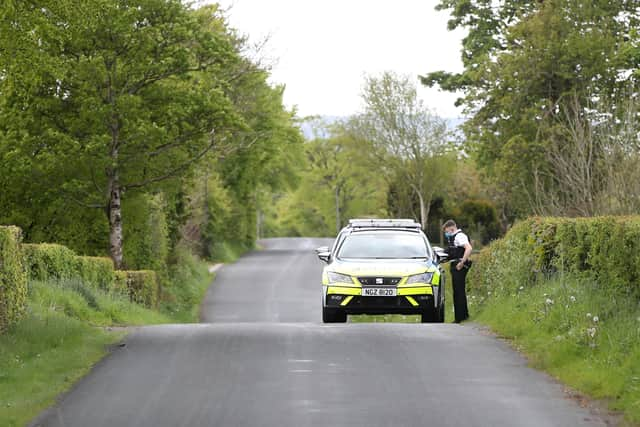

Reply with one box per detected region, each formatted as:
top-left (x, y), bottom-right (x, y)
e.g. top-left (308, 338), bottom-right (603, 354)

top-left (442, 219), bottom-right (457, 229)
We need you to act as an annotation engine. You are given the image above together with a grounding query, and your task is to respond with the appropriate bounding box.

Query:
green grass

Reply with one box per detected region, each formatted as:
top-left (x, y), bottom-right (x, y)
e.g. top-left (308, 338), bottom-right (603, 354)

top-left (0, 300), bottom-right (124, 426)
top-left (469, 275), bottom-right (640, 425)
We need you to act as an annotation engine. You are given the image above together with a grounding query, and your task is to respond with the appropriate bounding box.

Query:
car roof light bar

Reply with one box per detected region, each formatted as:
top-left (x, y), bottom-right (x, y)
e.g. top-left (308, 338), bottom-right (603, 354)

top-left (347, 219), bottom-right (422, 229)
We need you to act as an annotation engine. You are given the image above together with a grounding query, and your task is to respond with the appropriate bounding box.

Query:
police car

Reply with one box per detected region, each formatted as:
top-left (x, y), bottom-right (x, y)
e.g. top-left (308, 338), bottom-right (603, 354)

top-left (316, 219), bottom-right (447, 323)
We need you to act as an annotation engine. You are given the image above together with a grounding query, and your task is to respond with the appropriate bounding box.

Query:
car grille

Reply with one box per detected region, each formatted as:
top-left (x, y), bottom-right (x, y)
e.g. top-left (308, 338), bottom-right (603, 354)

top-left (349, 296), bottom-right (414, 309)
top-left (357, 277), bottom-right (401, 286)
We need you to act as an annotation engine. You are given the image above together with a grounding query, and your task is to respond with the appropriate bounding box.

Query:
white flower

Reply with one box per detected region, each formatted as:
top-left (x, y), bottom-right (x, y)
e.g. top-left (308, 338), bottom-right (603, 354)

top-left (545, 298), bottom-right (554, 305)
top-left (570, 295), bottom-right (576, 302)
top-left (519, 286), bottom-right (524, 291)
top-left (587, 327), bottom-right (597, 338)
top-left (593, 316), bottom-right (599, 323)
top-left (488, 291), bottom-right (492, 295)
top-left (586, 313), bottom-right (592, 318)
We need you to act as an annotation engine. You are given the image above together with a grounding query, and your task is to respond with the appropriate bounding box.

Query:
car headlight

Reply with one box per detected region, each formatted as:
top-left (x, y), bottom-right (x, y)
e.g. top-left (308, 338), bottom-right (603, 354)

top-left (406, 272), bottom-right (434, 285)
top-left (327, 271), bottom-right (353, 284)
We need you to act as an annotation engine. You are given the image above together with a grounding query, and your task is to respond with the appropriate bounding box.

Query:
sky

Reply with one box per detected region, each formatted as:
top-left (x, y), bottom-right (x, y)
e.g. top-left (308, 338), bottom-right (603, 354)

top-left (205, 0), bottom-right (466, 119)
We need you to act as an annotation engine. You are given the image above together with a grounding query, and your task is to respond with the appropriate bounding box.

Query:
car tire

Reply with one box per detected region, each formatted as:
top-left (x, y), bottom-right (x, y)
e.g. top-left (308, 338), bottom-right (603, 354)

top-left (323, 307), bottom-right (347, 323)
top-left (421, 308), bottom-right (439, 323)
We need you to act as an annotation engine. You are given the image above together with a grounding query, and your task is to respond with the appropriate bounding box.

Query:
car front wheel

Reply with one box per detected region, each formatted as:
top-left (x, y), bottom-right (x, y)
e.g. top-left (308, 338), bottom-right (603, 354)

top-left (323, 307), bottom-right (347, 323)
top-left (421, 308), bottom-right (439, 323)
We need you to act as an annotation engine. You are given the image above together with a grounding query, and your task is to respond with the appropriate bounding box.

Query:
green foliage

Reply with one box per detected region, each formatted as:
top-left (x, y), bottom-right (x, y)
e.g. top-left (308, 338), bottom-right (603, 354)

top-left (0, 0), bottom-right (303, 269)
top-left (22, 244), bottom-right (78, 283)
top-left (23, 244), bottom-right (116, 291)
top-left (425, 0), bottom-right (640, 217)
top-left (75, 257), bottom-right (115, 291)
top-left (0, 226), bottom-right (27, 332)
top-left (20, 241), bottom-right (164, 308)
top-left (470, 216), bottom-right (640, 296)
top-left (266, 121), bottom-right (389, 237)
top-left (123, 193), bottom-right (170, 277)
top-left (161, 246), bottom-right (213, 322)
top-left (120, 270), bottom-right (159, 308)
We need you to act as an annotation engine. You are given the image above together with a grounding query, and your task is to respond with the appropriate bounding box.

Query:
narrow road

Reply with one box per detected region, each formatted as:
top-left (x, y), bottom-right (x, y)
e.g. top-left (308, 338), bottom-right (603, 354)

top-left (32, 238), bottom-right (608, 427)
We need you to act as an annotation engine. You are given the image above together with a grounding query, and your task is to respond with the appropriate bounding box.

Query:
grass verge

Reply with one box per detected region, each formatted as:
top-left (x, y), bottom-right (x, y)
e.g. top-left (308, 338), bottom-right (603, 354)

top-left (0, 250), bottom-right (218, 426)
top-left (469, 274), bottom-right (640, 425)
top-left (0, 306), bottom-right (121, 427)
top-left (0, 275), bottom-right (175, 427)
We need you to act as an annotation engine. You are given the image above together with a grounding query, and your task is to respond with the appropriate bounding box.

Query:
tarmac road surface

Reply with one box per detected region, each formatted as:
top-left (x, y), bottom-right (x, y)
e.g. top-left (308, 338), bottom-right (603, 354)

top-left (32, 238), bottom-right (608, 427)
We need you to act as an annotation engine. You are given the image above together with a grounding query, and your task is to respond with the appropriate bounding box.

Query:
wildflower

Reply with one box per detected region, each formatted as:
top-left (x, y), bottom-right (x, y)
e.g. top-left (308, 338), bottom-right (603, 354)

top-left (519, 286), bottom-right (524, 291)
top-left (587, 327), bottom-right (597, 338)
top-left (586, 313), bottom-right (592, 318)
top-left (569, 295), bottom-right (576, 302)
top-left (545, 298), bottom-right (554, 305)
top-left (593, 316), bottom-right (599, 323)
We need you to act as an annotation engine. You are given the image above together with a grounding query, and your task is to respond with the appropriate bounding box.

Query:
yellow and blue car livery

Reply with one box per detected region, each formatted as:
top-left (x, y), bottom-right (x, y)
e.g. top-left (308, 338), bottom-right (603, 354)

top-left (317, 219), bottom-right (447, 323)
top-left (321, 260), bottom-right (443, 319)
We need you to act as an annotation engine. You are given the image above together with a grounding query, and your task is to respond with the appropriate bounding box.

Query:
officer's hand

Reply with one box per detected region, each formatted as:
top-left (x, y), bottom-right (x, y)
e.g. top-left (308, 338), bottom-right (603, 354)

top-left (456, 262), bottom-right (464, 271)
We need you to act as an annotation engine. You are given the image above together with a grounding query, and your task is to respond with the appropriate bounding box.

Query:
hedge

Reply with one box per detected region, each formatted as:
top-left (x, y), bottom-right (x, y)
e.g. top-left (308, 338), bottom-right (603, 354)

top-left (22, 243), bottom-right (78, 283)
top-left (20, 243), bottom-right (159, 307)
top-left (75, 256), bottom-right (116, 290)
top-left (469, 216), bottom-right (640, 296)
top-left (0, 226), bottom-right (28, 332)
top-left (120, 270), bottom-right (159, 308)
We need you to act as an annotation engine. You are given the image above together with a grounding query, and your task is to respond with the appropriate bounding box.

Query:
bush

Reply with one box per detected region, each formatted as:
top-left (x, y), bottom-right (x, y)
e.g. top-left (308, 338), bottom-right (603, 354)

top-left (0, 226), bottom-right (28, 332)
top-left (23, 243), bottom-right (78, 283)
top-left (23, 244), bottom-right (117, 291)
top-left (120, 270), bottom-right (159, 308)
top-left (75, 256), bottom-right (115, 290)
top-left (469, 216), bottom-right (640, 297)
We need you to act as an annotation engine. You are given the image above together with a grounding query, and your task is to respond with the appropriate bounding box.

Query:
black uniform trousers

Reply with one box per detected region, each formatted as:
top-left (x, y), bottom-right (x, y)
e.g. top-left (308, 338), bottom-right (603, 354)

top-left (450, 261), bottom-right (469, 322)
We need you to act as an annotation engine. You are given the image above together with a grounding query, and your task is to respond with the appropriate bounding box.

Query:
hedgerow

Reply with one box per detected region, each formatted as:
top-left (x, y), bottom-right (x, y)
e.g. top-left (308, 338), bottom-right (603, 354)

top-left (0, 226), bottom-right (28, 332)
top-left (469, 216), bottom-right (640, 297)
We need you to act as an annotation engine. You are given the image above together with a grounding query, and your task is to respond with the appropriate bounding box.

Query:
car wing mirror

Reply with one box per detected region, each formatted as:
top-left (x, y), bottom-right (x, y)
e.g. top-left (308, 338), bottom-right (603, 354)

top-left (317, 251), bottom-right (331, 263)
top-left (315, 246), bottom-right (330, 254)
top-left (432, 246), bottom-right (449, 262)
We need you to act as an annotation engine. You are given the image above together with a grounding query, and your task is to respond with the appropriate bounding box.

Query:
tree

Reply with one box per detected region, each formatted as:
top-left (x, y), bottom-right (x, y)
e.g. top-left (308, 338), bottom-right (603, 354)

top-left (351, 72), bottom-right (452, 229)
top-left (422, 0), bottom-right (640, 217)
top-left (0, 1), bottom-right (244, 267)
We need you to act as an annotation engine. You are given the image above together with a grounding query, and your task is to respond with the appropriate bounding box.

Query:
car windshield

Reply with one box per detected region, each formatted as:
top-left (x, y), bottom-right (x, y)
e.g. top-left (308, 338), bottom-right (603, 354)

top-left (337, 232), bottom-right (429, 259)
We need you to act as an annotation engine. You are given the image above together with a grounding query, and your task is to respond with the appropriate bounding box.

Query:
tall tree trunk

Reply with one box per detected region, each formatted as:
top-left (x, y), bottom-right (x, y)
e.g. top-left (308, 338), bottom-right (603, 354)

top-left (108, 173), bottom-right (124, 269)
top-left (335, 185), bottom-right (341, 235)
top-left (411, 184), bottom-right (428, 230)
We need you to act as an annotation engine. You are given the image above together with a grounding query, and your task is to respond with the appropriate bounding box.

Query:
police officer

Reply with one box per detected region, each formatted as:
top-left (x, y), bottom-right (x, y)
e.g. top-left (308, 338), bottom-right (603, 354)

top-left (443, 219), bottom-right (472, 323)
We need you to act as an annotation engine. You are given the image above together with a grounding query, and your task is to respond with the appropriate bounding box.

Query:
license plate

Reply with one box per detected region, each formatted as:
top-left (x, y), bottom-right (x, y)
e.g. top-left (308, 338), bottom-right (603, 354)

top-left (361, 287), bottom-right (397, 297)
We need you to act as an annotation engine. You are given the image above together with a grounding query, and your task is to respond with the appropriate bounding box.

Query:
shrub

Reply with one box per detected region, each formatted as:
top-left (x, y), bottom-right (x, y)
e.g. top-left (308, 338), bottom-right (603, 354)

top-left (120, 270), bottom-right (159, 308)
top-left (469, 216), bottom-right (640, 298)
top-left (75, 256), bottom-right (115, 290)
top-left (23, 244), bottom-right (117, 291)
top-left (22, 243), bottom-right (78, 282)
top-left (0, 226), bottom-right (28, 332)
